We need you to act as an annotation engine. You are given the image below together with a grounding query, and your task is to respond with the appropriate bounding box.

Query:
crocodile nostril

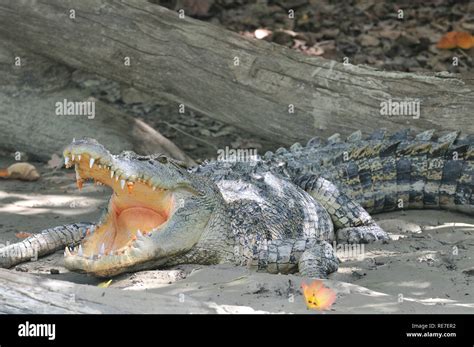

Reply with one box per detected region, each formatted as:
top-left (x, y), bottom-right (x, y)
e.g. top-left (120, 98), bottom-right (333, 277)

top-left (157, 156), bottom-right (168, 164)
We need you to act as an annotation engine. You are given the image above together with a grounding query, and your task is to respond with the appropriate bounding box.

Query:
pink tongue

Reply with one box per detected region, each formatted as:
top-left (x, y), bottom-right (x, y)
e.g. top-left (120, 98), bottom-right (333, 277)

top-left (115, 207), bottom-right (166, 241)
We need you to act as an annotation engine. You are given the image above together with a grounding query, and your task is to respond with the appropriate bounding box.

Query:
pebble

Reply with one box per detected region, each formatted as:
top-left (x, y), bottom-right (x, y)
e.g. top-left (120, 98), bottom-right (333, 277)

top-left (359, 34), bottom-right (380, 47)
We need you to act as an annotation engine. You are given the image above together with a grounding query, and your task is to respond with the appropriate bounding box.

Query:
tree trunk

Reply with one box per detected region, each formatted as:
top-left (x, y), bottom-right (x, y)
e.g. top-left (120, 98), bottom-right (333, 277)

top-left (0, 0), bottom-right (472, 145)
top-left (0, 268), bottom-right (213, 313)
top-left (0, 42), bottom-right (195, 164)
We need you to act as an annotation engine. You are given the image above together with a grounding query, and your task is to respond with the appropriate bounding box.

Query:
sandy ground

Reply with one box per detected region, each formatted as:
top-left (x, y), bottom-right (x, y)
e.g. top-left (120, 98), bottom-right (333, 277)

top-left (1, 160), bottom-right (473, 314)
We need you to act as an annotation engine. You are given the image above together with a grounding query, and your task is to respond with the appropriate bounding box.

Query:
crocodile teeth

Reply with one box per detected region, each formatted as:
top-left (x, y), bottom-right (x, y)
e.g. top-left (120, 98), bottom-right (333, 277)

top-left (65, 246), bottom-right (71, 257)
top-left (99, 243), bottom-right (105, 256)
top-left (110, 171), bottom-right (114, 178)
top-left (115, 175), bottom-right (119, 182)
top-left (78, 245), bottom-right (83, 257)
top-left (78, 154), bottom-right (81, 161)
top-left (137, 229), bottom-right (145, 239)
top-left (89, 158), bottom-right (95, 168)
top-left (152, 186), bottom-right (156, 191)
top-left (120, 180), bottom-right (126, 190)
top-left (65, 156), bottom-right (70, 166)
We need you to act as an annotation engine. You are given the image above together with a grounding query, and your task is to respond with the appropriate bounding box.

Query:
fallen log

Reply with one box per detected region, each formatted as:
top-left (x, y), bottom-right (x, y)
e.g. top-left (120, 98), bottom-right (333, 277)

top-left (0, 42), bottom-right (195, 165)
top-left (0, 268), bottom-right (214, 313)
top-left (0, 0), bottom-right (472, 145)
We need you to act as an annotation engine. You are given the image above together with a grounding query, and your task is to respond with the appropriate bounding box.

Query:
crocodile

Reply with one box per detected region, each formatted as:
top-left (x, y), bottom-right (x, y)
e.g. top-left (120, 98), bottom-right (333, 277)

top-left (0, 129), bottom-right (472, 277)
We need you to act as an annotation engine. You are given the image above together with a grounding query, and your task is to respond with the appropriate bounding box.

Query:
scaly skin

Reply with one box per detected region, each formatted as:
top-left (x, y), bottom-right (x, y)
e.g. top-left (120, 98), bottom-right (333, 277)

top-left (0, 129), bottom-right (472, 277)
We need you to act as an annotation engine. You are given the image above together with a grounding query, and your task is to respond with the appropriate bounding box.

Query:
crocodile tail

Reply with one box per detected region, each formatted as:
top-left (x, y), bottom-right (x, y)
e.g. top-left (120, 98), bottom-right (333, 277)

top-left (0, 223), bottom-right (92, 268)
top-left (322, 129), bottom-right (473, 215)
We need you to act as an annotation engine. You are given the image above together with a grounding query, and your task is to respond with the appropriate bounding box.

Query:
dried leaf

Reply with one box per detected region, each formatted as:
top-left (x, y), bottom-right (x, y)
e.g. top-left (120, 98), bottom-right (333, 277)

top-left (456, 32), bottom-right (474, 49)
top-left (437, 32), bottom-right (459, 49)
top-left (15, 232), bottom-right (33, 239)
top-left (437, 31), bottom-right (474, 50)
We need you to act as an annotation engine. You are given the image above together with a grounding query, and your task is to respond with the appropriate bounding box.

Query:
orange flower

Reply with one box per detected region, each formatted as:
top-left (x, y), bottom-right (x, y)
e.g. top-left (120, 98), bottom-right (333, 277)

top-left (301, 280), bottom-right (336, 310)
top-left (437, 31), bottom-right (474, 50)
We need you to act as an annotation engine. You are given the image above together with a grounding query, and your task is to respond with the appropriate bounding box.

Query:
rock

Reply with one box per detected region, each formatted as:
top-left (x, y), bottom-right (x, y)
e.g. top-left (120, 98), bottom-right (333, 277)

top-left (4, 163), bottom-right (40, 181)
top-left (321, 28), bottom-right (340, 39)
top-left (398, 33), bottom-right (420, 47)
top-left (275, 0), bottom-right (309, 10)
top-left (254, 28), bottom-right (272, 40)
top-left (271, 30), bottom-right (294, 46)
top-left (181, 0), bottom-right (214, 17)
top-left (378, 29), bottom-right (401, 40)
top-left (461, 22), bottom-right (474, 31)
top-left (120, 86), bottom-right (157, 105)
top-left (403, 58), bottom-right (421, 71)
top-left (199, 129), bottom-right (212, 137)
top-left (414, 27), bottom-right (440, 44)
top-left (71, 70), bottom-right (107, 89)
top-left (462, 267), bottom-right (474, 276)
top-left (359, 35), bottom-right (380, 47)
top-left (50, 269), bottom-right (60, 275)
top-left (338, 40), bottom-right (359, 55)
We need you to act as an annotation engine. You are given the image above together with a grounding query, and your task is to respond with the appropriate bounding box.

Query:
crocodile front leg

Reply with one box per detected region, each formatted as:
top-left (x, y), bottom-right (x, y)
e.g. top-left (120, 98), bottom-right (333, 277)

top-left (298, 241), bottom-right (339, 278)
top-left (0, 223), bottom-right (92, 268)
top-left (244, 238), bottom-right (338, 278)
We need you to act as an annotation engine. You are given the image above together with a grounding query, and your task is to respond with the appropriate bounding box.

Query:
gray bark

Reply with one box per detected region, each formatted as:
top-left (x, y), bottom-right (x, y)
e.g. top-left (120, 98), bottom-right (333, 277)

top-left (0, 268), bottom-right (213, 313)
top-left (0, 0), bottom-right (472, 146)
top-left (0, 42), bottom-right (195, 164)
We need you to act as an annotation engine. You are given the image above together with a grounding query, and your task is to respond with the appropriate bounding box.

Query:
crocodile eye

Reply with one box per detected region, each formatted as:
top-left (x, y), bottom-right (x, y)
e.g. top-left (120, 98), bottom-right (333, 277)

top-left (157, 156), bottom-right (168, 164)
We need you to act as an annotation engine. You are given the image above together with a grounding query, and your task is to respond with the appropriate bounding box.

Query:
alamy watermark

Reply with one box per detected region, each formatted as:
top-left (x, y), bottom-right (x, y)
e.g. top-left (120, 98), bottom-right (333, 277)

top-left (380, 98), bottom-right (420, 119)
top-left (332, 241), bottom-right (365, 260)
top-left (217, 146), bottom-right (258, 166)
top-left (55, 98), bottom-right (95, 119)
top-left (18, 321), bottom-right (55, 341)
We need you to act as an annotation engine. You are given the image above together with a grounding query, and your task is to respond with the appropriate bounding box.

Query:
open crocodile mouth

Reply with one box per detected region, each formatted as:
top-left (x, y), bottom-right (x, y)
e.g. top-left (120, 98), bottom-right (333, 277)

top-left (63, 151), bottom-right (174, 261)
